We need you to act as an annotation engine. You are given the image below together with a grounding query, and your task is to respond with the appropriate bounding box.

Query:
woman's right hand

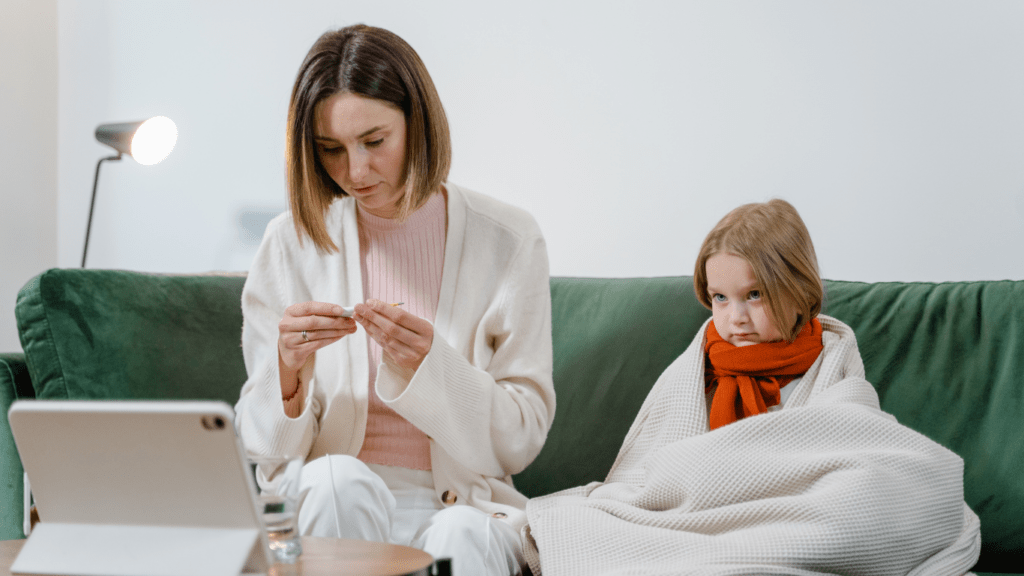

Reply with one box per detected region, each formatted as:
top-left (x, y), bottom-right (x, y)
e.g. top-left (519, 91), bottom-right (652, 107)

top-left (278, 301), bottom-right (358, 373)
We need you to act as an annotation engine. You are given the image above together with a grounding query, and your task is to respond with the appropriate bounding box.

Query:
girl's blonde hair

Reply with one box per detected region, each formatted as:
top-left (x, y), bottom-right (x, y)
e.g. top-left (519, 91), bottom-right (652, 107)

top-left (693, 199), bottom-right (823, 341)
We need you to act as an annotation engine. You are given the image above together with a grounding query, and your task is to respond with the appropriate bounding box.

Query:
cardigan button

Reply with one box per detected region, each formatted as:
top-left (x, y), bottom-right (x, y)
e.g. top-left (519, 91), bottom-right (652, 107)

top-left (491, 512), bottom-right (507, 519)
top-left (441, 490), bottom-right (458, 505)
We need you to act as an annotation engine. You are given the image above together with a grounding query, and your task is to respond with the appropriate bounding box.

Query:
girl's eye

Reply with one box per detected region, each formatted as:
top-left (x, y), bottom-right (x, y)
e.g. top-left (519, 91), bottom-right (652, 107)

top-left (748, 290), bottom-right (762, 301)
top-left (366, 138), bottom-right (384, 148)
top-left (711, 293), bottom-right (726, 303)
top-left (319, 145), bottom-right (343, 155)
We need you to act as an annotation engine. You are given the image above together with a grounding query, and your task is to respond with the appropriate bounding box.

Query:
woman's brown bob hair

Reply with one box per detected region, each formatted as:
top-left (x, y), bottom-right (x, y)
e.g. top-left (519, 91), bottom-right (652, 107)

top-left (693, 199), bottom-right (823, 341)
top-left (286, 25), bottom-right (452, 252)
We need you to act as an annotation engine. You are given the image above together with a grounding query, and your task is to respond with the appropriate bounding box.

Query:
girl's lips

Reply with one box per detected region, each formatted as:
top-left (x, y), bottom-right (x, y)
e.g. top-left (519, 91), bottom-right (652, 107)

top-left (729, 333), bottom-right (758, 347)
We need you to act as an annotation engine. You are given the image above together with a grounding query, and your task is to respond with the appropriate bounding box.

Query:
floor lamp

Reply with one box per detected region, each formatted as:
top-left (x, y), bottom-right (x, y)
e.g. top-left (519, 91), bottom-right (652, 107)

top-left (82, 116), bottom-right (177, 267)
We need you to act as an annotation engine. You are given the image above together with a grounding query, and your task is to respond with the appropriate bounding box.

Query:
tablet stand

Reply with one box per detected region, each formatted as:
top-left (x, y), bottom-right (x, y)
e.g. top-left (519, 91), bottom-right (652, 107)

top-left (11, 523), bottom-right (269, 576)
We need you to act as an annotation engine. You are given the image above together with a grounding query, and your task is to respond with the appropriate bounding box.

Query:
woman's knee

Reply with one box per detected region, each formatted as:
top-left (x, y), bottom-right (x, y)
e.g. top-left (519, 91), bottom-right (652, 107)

top-left (425, 506), bottom-right (491, 540)
top-left (414, 506), bottom-right (491, 566)
top-left (416, 507), bottom-right (522, 576)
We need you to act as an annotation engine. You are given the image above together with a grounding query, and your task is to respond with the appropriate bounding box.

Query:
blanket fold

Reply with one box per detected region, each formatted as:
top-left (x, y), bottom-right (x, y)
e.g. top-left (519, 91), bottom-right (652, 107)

top-left (524, 315), bottom-right (980, 576)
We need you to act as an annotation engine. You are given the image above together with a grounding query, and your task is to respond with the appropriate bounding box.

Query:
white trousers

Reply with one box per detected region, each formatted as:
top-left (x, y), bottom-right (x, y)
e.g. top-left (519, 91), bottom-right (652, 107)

top-left (297, 455), bottom-right (523, 576)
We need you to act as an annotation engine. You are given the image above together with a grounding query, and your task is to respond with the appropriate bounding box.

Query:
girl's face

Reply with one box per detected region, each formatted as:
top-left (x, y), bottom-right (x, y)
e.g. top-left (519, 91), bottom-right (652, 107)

top-left (314, 92), bottom-right (408, 219)
top-left (705, 252), bottom-right (785, 347)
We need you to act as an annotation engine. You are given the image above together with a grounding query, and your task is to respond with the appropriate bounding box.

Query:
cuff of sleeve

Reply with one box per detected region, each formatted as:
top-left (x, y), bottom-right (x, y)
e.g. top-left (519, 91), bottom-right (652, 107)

top-left (377, 334), bottom-right (487, 446)
top-left (375, 356), bottom-right (415, 402)
top-left (237, 358), bottom-right (317, 457)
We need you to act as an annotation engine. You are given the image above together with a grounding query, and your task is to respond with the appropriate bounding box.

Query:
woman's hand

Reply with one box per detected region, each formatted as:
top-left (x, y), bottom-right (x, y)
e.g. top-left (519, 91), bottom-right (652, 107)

top-left (354, 299), bottom-right (434, 371)
top-left (278, 301), bottom-right (357, 374)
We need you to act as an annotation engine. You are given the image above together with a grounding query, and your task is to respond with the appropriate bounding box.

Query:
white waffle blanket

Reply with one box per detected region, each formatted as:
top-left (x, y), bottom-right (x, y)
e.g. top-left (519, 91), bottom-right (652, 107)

top-left (524, 315), bottom-right (980, 576)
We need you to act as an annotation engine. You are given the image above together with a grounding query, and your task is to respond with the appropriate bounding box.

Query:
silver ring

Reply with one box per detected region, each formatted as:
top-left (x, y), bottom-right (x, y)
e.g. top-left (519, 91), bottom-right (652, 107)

top-left (301, 330), bottom-right (309, 342)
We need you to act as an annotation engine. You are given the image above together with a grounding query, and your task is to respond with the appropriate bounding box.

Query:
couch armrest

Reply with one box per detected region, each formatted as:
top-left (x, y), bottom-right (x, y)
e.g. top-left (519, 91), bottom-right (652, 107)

top-left (1, 352), bottom-right (33, 540)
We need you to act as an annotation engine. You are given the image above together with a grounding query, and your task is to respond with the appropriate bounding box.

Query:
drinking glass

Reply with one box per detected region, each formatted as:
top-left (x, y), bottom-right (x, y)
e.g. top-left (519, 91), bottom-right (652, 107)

top-left (248, 455), bottom-right (306, 563)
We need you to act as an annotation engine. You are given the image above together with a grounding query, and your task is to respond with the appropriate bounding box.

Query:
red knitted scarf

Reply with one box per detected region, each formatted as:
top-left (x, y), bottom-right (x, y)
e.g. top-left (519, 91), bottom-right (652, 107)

top-left (704, 318), bottom-right (823, 430)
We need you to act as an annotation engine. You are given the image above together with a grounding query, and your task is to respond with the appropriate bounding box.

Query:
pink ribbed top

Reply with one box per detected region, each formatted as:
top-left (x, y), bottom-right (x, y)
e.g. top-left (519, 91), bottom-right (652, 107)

top-left (355, 192), bottom-right (446, 470)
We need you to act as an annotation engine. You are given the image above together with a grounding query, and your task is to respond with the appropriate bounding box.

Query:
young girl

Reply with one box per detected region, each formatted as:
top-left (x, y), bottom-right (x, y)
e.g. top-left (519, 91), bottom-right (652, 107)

top-left (694, 198), bottom-right (826, 430)
top-left (523, 199), bottom-right (980, 576)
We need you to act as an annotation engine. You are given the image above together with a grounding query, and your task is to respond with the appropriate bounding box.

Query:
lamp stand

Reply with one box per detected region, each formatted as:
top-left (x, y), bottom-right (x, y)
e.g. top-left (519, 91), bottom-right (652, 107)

top-left (81, 154), bottom-right (122, 268)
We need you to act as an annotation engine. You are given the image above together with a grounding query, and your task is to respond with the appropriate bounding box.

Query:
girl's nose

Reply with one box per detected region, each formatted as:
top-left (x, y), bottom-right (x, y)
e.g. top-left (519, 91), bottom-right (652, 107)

top-left (731, 303), bottom-right (750, 323)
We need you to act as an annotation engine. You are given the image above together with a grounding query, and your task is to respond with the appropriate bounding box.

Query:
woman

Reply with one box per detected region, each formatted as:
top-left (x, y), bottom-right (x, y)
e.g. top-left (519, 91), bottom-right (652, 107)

top-left (234, 25), bottom-right (554, 576)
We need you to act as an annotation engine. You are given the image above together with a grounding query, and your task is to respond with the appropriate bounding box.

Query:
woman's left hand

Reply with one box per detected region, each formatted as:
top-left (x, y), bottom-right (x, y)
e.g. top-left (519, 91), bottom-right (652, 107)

top-left (353, 299), bottom-right (434, 371)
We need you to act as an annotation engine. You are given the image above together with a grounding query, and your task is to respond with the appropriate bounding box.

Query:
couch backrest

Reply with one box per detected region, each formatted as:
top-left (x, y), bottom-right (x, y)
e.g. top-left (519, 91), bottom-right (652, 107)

top-left (17, 269), bottom-right (247, 405)
top-left (513, 277), bottom-right (706, 495)
top-left (822, 278), bottom-right (1024, 570)
top-left (14, 270), bottom-right (1024, 567)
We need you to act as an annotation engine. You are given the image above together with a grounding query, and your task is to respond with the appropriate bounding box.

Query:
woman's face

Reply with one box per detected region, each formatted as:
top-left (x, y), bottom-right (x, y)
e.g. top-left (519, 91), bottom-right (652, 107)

top-left (314, 92), bottom-right (408, 219)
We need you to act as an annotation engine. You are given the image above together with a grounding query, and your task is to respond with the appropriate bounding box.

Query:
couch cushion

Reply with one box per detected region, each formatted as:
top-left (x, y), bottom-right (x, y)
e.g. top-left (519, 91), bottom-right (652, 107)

top-left (16, 269), bottom-right (247, 405)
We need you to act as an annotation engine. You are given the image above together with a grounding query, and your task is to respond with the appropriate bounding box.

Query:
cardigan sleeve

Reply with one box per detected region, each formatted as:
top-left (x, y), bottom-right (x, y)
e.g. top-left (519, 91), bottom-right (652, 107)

top-left (375, 231), bottom-right (555, 478)
top-left (234, 219), bottom-right (321, 459)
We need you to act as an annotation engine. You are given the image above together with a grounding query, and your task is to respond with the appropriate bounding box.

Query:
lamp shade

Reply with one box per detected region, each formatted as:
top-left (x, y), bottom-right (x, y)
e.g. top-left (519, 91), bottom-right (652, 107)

top-left (95, 116), bottom-right (177, 165)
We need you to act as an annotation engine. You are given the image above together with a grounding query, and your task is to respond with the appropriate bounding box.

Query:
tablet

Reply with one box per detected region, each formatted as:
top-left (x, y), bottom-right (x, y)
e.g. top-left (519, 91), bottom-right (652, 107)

top-left (8, 400), bottom-right (272, 576)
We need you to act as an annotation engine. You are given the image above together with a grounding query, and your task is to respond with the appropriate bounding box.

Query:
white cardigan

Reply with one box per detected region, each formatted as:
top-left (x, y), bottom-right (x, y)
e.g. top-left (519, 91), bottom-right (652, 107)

top-left (235, 183), bottom-right (555, 531)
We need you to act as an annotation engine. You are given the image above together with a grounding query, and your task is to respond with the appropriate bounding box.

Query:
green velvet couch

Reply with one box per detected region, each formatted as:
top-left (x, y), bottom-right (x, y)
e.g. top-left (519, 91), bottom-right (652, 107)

top-left (2, 269), bottom-right (1022, 574)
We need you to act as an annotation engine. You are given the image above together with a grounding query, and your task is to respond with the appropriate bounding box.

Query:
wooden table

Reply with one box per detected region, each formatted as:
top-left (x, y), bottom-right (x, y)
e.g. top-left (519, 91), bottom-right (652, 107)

top-left (0, 536), bottom-right (434, 576)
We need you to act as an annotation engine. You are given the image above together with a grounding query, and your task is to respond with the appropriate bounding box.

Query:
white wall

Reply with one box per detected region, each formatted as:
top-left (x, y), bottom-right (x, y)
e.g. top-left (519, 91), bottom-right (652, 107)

top-left (55, 0), bottom-right (1024, 283)
top-left (1, 0), bottom-right (58, 353)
